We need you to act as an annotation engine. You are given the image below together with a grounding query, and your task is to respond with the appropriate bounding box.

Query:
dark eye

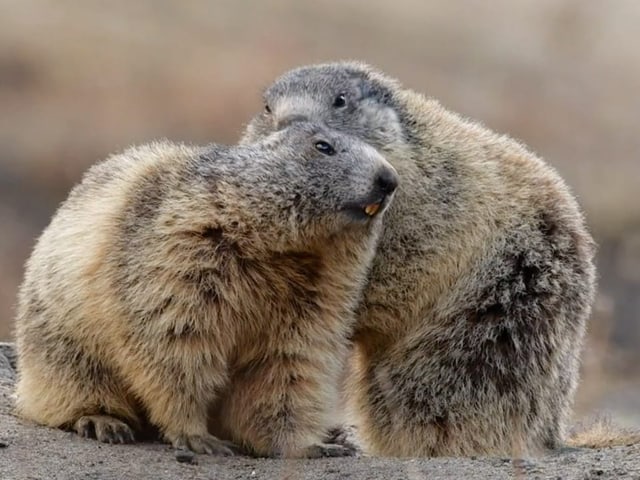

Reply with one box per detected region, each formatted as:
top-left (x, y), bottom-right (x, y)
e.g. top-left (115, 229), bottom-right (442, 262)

top-left (264, 104), bottom-right (271, 114)
top-left (315, 140), bottom-right (336, 156)
top-left (333, 93), bottom-right (347, 108)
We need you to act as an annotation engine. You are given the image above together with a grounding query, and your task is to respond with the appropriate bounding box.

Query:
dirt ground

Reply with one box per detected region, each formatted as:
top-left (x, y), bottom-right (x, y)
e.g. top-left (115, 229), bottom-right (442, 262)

top-left (1, 344), bottom-right (639, 480)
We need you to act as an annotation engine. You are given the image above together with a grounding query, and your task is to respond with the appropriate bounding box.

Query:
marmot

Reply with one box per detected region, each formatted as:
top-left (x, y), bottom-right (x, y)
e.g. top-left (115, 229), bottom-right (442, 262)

top-left (242, 62), bottom-right (597, 457)
top-left (14, 122), bottom-right (399, 458)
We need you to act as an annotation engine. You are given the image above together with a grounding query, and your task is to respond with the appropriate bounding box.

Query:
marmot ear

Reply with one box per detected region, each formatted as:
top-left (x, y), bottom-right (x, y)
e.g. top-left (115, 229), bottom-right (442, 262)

top-left (358, 77), bottom-right (393, 106)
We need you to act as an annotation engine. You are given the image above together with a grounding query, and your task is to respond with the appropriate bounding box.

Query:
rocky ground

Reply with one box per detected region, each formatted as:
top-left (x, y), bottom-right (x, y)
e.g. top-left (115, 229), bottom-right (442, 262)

top-left (1, 344), bottom-right (639, 480)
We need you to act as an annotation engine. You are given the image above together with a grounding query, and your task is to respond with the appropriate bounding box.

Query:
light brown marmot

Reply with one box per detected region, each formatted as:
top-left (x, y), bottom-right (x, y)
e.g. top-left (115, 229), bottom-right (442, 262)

top-left (14, 122), bottom-right (398, 458)
top-left (242, 62), bottom-right (597, 457)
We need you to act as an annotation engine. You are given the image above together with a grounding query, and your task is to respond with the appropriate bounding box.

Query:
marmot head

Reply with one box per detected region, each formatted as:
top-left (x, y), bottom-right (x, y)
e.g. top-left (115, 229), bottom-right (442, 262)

top-left (193, 122), bottom-right (398, 252)
top-left (242, 61), bottom-right (408, 155)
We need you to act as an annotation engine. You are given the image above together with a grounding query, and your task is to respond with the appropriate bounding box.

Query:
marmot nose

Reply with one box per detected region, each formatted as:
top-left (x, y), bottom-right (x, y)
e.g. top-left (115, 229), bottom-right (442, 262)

top-left (375, 168), bottom-right (399, 195)
top-left (276, 114), bottom-right (309, 130)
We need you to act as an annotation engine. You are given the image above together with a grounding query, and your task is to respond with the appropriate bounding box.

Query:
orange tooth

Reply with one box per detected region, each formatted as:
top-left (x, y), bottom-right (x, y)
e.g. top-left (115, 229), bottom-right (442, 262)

top-left (365, 203), bottom-right (381, 216)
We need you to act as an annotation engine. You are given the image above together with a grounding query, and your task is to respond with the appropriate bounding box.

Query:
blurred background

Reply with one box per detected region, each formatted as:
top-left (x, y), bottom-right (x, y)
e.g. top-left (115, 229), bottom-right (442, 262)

top-left (0, 0), bottom-right (638, 427)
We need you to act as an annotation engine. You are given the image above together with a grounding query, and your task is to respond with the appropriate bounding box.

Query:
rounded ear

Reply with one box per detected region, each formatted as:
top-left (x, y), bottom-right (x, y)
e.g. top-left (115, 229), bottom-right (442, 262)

top-left (357, 76), bottom-right (393, 105)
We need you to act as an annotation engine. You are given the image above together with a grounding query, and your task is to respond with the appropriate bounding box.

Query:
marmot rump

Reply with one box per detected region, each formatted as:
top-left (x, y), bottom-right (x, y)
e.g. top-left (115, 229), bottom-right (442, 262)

top-left (242, 62), bottom-right (596, 457)
top-left (14, 122), bottom-right (398, 458)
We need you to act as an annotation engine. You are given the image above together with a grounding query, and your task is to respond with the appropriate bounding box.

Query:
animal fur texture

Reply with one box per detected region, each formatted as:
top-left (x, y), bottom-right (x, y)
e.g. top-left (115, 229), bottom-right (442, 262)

top-left (242, 61), bottom-right (597, 457)
top-left (14, 122), bottom-right (398, 458)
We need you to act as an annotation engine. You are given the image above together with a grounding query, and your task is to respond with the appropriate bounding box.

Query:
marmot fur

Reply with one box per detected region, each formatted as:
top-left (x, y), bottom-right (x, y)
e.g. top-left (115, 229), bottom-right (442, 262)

top-left (14, 122), bottom-right (398, 458)
top-left (242, 61), bottom-right (597, 457)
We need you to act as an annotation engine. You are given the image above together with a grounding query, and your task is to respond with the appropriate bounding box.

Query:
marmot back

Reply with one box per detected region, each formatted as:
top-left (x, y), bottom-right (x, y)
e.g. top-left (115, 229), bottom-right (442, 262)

top-left (242, 62), bottom-right (597, 457)
top-left (14, 122), bottom-right (398, 458)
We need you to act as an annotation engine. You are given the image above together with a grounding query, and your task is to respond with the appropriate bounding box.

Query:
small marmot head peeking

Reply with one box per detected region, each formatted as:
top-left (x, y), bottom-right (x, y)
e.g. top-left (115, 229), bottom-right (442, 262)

top-left (243, 62), bottom-right (406, 154)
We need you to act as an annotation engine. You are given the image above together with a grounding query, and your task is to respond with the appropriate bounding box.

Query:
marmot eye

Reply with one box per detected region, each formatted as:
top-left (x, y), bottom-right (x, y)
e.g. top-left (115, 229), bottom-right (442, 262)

top-left (264, 104), bottom-right (271, 114)
top-left (333, 93), bottom-right (347, 108)
top-left (315, 141), bottom-right (336, 156)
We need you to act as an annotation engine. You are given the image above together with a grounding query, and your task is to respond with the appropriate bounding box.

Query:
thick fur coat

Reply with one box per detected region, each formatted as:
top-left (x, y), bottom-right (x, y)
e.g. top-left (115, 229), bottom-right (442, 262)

top-left (15, 122), bottom-right (398, 458)
top-left (243, 62), bottom-right (597, 457)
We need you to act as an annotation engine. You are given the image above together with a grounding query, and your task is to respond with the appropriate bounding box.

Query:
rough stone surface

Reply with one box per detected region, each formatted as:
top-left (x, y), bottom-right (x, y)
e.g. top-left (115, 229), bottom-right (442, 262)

top-left (1, 343), bottom-right (639, 480)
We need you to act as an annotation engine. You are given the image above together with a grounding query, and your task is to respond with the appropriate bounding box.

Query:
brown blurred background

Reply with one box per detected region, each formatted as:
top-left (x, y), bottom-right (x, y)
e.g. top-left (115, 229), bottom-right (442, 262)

top-left (1, 1), bottom-right (638, 427)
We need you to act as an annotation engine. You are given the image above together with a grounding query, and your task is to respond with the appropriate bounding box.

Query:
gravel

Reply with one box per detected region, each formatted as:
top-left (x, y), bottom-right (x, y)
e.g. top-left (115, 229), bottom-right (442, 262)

top-left (1, 343), bottom-right (639, 480)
